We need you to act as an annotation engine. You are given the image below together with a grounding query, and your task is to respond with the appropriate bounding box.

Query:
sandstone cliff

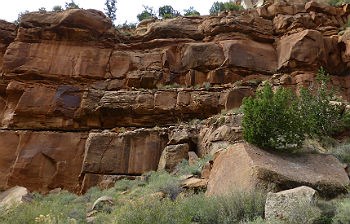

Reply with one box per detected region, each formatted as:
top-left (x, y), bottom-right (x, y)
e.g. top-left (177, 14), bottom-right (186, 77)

top-left (0, 1), bottom-right (349, 193)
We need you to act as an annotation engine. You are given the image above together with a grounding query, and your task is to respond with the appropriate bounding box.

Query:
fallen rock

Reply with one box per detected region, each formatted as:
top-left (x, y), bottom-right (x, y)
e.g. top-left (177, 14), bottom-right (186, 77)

top-left (188, 151), bottom-right (199, 166)
top-left (92, 195), bottom-right (114, 211)
top-left (277, 29), bottom-right (326, 70)
top-left (201, 161), bottom-right (213, 179)
top-left (198, 113), bottom-right (243, 156)
top-left (80, 174), bottom-right (139, 193)
top-left (206, 142), bottom-right (350, 198)
top-left (0, 186), bottom-right (31, 210)
top-left (265, 186), bottom-right (320, 223)
top-left (181, 177), bottom-right (207, 189)
top-left (158, 143), bottom-right (190, 172)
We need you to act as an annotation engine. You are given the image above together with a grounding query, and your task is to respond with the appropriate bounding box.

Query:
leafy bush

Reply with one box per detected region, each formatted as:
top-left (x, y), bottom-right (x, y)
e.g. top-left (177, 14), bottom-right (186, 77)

top-left (299, 68), bottom-right (345, 137)
top-left (242, 68), bottom-right (348, 151)
top-left (137, 5), bottom-right (156, 22)
top-left (184, 7), bottom-right (200, 16)
top-left (158, 5), bottom-right (181, 19)
top-left (242, 84), bottom-right (305, 150)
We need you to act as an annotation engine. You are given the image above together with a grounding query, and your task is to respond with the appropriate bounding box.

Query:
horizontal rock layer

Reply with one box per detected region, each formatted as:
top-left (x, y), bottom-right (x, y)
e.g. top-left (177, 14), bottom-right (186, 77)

top-left (0, 1), bottom-right (350, 193)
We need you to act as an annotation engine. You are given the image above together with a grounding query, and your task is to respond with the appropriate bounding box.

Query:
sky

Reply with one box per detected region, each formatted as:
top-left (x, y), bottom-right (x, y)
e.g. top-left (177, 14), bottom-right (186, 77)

top-left (0, 0), bottom-right (218, 25)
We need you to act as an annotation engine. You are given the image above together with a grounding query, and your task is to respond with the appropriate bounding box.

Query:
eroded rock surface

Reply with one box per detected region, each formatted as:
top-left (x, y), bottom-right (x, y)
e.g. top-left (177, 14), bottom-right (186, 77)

top-left (1, 1), bottom-right (350, 193)
top-left (206, 142), bottom-right (350, 197)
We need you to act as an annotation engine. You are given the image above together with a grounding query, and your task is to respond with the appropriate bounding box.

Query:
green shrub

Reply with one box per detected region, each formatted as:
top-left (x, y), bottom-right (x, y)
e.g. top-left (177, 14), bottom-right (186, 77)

top-left (242, 83), bottom-right (305, 150)
top-left (328, 0), bottom-right (350, 6)
top-left (299, 68), bottom-right (345, 137)
top-left (114, 191), bottom-right (266, 224)
top-left (209, 1), bottom-right (243, 15)
top-left (175, 155), bottom-right (212, 176)
top-left (331, 142), bottom-right (350, 164)
top-left (0, 191), bottom-right (85, 224)
top-left (284, 200), bottom-right (322, 224)
top-left (242, 68), bottom-right (348, 151)
top-left (332, 198), bottom-right (350, 224)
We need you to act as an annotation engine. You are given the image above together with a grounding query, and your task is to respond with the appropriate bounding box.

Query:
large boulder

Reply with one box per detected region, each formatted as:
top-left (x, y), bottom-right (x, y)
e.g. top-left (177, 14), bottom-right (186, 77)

top-left (198, 113), bottom-right (243, 156)
top-left (265, 186), bottom-right (320, 223)
top-left (158, 143), bottom-right (190, 172)
top-left (221, 39), bottom-right (278, 73)
top-left (206, 142), bottom-right (350, 197)
top-left (18, 9), bottom-right (114, 41)
top-left (0, 186), bottom-right (31, 210)
top-left (277, 29), bottom-right (326, 70)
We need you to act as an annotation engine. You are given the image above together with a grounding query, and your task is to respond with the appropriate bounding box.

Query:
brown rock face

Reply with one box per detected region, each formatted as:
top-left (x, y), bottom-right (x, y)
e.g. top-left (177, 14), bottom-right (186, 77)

top-left (82, 129), bottom-right (168, 175)
top-left (277, 29), bottom-right (325, 70)
top-left (0, 20), bottom-right (16, 71)
top-left (158, 143), bottom-right (190, 172)
top-left (206, 143), bottom-right (350, 198)
top-left (0, 1), bottom-right (350, 193)
top-left (0, 131), bottom-right (87, 193)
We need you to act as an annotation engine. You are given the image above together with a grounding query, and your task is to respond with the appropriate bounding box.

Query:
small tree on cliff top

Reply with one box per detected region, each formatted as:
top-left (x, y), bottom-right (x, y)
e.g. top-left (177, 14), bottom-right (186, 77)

top-left (105, 0), bottom-right (117, 22)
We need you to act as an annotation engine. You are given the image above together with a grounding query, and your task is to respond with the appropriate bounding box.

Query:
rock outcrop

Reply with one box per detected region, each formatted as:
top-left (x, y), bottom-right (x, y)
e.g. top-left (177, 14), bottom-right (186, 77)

top-left (0, 1), bottom-right (350, 193)
top-left (206, 142), bottom-right (350, 197)
top-left (265, 186), bottom-right (320, 222)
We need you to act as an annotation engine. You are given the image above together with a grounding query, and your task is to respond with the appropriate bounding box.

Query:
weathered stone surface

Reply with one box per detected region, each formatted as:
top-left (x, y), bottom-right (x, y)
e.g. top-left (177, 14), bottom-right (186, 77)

top-left (3, 42), bottom-right (112, 80)
top-left (0, 20), bottom-right (16, 71)
top-left (135, 17), bottom-right (204, 41)
top-left (277, 29), bottom-right (325, 70)
top-left (181, 42), bottom-right (225, 71)
top-left (79, 89), bottom-right (224, 128)
top-left (0, 186), bottom-right (31, 210)
top-left (18, 9), bottom-right (114, 42)
top-left (0, 131), bottom-right (87, 193)
top-left (221, 39), bottom-right (277, 72)
top-left (201, 161), bottom-right (213, 179)
top-left (181, 177), bottom-right (207, 189)
top-left (83, 129), bottom-right (168, 175)
top-left (158, 143), bottom-right (190, 172)
top-left (265, 186), bottom-right (319, 222)
top-left (198, 113), bottom-right (243, 156)
top-left (0, 1), bottom-right (350, 194)
top-left (92, 195), bottom-right (114, 211)
top-left (223, 87), bottom-right (254, 110)
top-left (80, 174), bottom-right (139, 193)
top-left (188, 151), bottom-right (199, 166)
top-left (1, 82), bottom-right (82, 130)
top-left (206, 142), bottom-right (350, 197)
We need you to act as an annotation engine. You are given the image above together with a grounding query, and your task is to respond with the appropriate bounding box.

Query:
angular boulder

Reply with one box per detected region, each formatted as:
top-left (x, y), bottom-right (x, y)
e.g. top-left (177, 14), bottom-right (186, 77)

top-left (277, 29), bottom-right (325, 70)
top-left (206, 142), bottom-right (350, 197)
top-left (265, 186), bottom-right (320, 223)
top-left (0, 186), bottom-right (31, 210)
top-left (158, 143), bottom-right (190, 172)
top-left (221, 39), bottom-right (278, 73)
